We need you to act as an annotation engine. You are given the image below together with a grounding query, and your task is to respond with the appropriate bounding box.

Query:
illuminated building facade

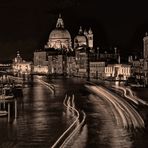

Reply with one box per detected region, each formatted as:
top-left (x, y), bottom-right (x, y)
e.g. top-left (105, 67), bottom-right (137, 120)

top-left (104, 64), bottom-right (131, 80)
top-left (34, 51), bottom-right (48, 66)
top-left (67, 56), bottom-right (77, 76)
top-left (75, 49), bottom-right (88, 77)
top-left (34, 14), bottom-right (93, 76)
top-left (12, 51), bottom-right (32, 76)
top-left (0, 64), bottom-right (11, 72)
top-left (48, 54), bottom-right (63, 75)
top-left (33, 14), bottom-right (124, 80)
top-left (143, 33), bottom-right (148, 85)
top-left (128, 57), bottom-right (144, 80)
top-left (90, 61), bottom-right (105, 78)
top-left (33, 51), bottom-right (48, 74)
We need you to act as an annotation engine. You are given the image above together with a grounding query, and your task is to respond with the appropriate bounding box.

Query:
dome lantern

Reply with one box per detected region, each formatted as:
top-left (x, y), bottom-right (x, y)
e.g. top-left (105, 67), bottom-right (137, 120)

top-left (56, 14), bottom-right (64, 29)
top-left (78, 26), bottom-right (83, 35)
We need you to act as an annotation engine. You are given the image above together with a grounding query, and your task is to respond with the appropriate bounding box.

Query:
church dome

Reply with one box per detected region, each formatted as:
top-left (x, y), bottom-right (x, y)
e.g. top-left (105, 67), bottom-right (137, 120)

top-left (49, 29), bottom-right (71, 40)
top-left (46, 14), bottom-right (72, 50)
top-left (74, 35), bottom-right (87, 43)
top-left (74, 26), bottom-right (87, 48)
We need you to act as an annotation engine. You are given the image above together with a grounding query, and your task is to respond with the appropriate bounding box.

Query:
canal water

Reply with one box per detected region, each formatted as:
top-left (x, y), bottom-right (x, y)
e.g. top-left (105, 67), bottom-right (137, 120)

top-left (131, 87), bottom-right (148, 148)
top-left (0, 78), bottom-right (74, 148)
top-left (0, 77), bottom-right (148, 148)
top-left (74, 79), bottom-right (148, 148)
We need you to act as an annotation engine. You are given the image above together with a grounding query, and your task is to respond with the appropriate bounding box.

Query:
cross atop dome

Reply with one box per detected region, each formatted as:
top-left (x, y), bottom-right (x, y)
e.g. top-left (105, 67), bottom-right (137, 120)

top-left (56, 14), bottom-right (64, 29)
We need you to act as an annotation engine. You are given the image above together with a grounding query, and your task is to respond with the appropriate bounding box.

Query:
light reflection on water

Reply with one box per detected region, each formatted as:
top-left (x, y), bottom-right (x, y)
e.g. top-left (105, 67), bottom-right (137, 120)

top-left (86, 94), bottom-right (133, 148)
top-left (0, 81), bottom-right (72, 148)
top-left (0, 78), bottom-right (147, 148)
top-left (71, 125), bottom-right (88, 148)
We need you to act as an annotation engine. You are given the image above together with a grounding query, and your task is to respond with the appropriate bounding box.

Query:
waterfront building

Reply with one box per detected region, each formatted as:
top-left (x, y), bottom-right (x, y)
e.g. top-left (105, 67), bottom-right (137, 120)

top-left (75, 48), bottom-right (88, 77)
top-left (89, 61), bottom-right (105, 79)
top-left (0, 63), bottom-right (11, 73)
top-left (33, 50), bottom-right (48, 74)
top-left (34, 14), bottom-right (76, 75)
top-left (34, 50), bottom-right (48, 66)
top-left (129, 57), bottom-right (144, 80)
top-left (73, 26), bottom-right (94, 78)
top-left (143, 33), bottom-right (148, 85)
top-left (74, 26), bottom-right (93, 49)
top-left (48, 54), bottom-right (63, 75)
top-left (33, 65), bottom-right (48, 74)
top-left (104, 64), bottom-right (131, 80)
top-left (12, 51), bottom-right (32, 76)
top-left (33, 14), bottom-right (124, 79)
top-left (67, 55), bottom-right (77, 76)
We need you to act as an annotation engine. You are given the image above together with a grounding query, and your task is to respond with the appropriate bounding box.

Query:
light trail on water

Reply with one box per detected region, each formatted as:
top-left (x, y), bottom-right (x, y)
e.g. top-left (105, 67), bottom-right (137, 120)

top-left (51, 94), bottom-right (86, 148)
top-left (85, 84), bottom-right (145, 128)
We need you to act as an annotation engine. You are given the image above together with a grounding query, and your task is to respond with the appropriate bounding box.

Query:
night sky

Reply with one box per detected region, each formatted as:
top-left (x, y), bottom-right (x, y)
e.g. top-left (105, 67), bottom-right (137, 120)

top-left (0, 0), bottom-right (148, 61)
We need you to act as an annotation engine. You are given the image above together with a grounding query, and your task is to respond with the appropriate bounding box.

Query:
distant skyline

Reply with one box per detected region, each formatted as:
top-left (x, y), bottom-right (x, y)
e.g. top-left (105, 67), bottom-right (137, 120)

top-left (0, 0), bottom-right (148, 61)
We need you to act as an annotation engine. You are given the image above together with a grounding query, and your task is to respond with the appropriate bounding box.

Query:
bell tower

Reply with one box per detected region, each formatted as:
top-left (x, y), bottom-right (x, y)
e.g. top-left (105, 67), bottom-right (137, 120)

top-left (87, 28), bottom-right (93, 49)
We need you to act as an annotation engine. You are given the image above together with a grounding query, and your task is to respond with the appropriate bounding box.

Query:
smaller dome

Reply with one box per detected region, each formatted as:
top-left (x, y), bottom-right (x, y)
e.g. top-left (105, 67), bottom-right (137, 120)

top-left (74, 35), bottom-right (87, 48)
top-left (74, 26), bottom-right (87, 48)
top-left (74, 35), bottom-right (87, 44)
